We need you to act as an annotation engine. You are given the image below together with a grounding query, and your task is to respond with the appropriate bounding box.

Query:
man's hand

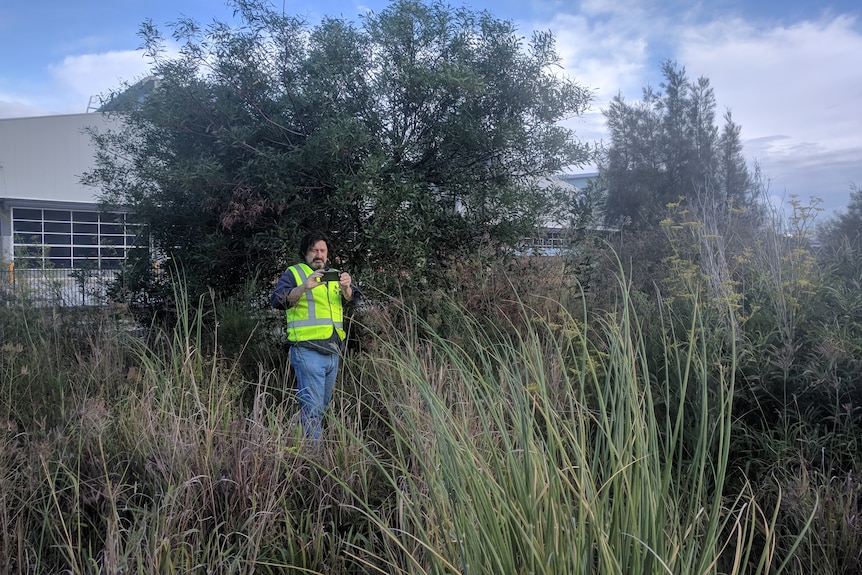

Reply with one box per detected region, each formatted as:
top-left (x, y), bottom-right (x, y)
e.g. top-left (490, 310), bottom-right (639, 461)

top-left (285, 270), bottom-right (325, 305)
top-left (302, 269), bottom-right (327, 291)
top-left (338, 272), bottom-right (353, 300)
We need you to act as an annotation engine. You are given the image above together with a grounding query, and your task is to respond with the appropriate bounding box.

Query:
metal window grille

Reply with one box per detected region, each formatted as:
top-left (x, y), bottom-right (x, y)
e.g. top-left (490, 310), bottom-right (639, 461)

top-left (11, 207), bottom-right (143, 270)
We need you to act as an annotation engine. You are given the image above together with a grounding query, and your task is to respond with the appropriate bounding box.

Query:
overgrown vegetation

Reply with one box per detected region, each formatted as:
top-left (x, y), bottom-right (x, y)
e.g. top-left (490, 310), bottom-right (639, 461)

top-left (84, 0), bottom-right (593, 318)
top-left (6, 0), bottom-right (860, 571)
top-left (4, 212), bottom-right (862, 572)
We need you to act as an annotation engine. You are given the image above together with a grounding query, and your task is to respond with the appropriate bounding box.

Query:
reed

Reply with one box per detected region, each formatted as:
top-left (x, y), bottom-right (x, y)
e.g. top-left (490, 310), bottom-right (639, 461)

top-left (337, 271), bottom-right (807, 574)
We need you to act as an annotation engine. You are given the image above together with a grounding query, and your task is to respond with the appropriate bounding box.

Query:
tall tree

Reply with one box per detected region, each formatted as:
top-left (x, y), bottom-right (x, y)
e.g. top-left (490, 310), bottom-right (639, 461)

top-left (84, 0), bottom-right (592, 305)
top-left (600, 61), bottom-right (753, 230)
top-left (716, 110), bottom-right (752, 211)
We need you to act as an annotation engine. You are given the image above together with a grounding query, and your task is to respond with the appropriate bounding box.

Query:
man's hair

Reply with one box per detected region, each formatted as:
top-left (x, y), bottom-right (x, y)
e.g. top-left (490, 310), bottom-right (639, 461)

top-left (299, 230), bottom-right (331, 258)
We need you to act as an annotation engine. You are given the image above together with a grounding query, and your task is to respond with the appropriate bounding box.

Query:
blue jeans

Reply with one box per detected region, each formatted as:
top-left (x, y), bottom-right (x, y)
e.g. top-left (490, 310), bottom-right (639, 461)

top-left (290, 346), bottom-right (339, 439)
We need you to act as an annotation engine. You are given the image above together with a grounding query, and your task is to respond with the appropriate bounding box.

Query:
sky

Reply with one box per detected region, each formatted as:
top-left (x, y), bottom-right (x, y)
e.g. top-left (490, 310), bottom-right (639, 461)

top-left (1, 0), bottom-right (860, 216)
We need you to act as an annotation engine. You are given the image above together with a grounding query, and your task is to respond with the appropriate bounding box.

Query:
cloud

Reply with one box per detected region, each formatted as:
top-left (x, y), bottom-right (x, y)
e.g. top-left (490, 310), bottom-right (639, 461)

top-left (0, 98), bottom-right (46, 118)
top-left (539, 10), bottom-right (652, 100)
top-left (4, 3), bottom-right (857, 214)
top-left (0, 49), bottom-right (153, 118)
top-left (678, 15), bottom-right (862, 143)
top-left (676, 14), bottom-right (862, 211)
top-left (524, 7), bottom-right (655, 150)
top-left (47, 50), bottom-right (154, 113)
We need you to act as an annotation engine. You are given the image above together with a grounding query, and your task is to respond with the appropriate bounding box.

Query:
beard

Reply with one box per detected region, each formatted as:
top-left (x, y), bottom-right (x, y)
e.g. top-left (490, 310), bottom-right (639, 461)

top-left (309, 259), bottom-right (326, 270)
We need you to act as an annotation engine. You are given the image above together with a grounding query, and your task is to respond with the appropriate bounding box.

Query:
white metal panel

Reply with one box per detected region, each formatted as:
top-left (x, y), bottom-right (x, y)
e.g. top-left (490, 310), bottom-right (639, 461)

top-left (0, 112), bottom-right (113, 203)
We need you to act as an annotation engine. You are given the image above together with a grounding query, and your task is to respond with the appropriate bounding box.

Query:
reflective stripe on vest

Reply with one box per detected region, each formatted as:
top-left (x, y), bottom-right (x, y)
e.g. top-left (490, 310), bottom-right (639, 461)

top-left (284, 263), bottom-right (345, 342)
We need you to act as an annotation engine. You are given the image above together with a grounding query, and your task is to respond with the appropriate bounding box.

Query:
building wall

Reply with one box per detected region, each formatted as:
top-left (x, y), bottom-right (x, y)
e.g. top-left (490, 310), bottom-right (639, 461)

top-left (0, 113), bottom-right (111, 203)
top-left (560, 171), bottom-right (598, 190)
top-left (0, 113), bottom-right (107, 262)
top-left (0, 113), bottom-right (139, 268)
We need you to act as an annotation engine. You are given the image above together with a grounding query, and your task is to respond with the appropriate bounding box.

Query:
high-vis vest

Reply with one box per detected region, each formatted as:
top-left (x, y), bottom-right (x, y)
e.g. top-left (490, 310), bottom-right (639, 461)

top-left (284, 263), bottom-right (346, 343)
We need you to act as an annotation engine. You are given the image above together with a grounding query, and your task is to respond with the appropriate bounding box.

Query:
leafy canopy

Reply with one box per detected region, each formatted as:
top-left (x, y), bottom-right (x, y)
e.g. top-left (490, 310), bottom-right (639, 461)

top-left (84, 0), bottom-right (593, 305)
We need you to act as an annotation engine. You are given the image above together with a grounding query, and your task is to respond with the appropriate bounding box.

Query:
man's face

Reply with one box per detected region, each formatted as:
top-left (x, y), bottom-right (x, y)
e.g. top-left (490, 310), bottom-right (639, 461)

top-left (304, 240), bottom-right (328, 270)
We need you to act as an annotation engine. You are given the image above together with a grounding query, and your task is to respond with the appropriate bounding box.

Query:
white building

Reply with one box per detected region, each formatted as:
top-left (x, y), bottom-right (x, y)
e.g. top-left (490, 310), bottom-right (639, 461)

top-left (0, 113), bottom-right (141, 270)
top-left (523, 172), bottom-right (599, 255)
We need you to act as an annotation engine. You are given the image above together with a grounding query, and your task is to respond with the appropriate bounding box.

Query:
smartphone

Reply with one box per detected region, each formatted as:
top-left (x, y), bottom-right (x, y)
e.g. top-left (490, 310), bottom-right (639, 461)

top-left (320, 269), bottom-right (341, 282)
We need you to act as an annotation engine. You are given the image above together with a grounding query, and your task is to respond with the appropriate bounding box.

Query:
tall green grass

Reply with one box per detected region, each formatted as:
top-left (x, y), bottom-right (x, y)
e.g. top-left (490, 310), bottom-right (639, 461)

top-left (1, 270), bottom-right (818, 573)
top-left (340, 275), bottom-right (807, 574)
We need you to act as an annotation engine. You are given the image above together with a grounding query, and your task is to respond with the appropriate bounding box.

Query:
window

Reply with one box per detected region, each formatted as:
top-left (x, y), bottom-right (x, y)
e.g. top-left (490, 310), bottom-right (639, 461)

top-left (523, 227), bottom-right (567, 253)
top-left (11, 208), bottom-right (143, 269)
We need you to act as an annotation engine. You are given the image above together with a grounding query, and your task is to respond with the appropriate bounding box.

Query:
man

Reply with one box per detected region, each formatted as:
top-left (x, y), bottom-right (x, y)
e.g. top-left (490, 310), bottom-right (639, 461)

top-left (271, 230), bottom-right (358, 439)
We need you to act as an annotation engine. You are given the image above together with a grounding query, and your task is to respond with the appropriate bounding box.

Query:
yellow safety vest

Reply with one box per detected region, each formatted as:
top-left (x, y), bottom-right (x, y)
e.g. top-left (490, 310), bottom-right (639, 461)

top-left (284, 263), bottom-right (346, 343)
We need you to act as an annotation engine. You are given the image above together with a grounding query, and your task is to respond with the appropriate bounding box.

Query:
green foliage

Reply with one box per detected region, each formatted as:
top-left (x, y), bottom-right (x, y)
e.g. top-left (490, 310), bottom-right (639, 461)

top-left (817, 183), bottom-right (862, 254)
top-left (582, 61), bottom-right (763, 304)
top-left (616, 173), bottom-right (862, 572)
top-left (653, 186), bottom-right (862, 572)
top-left (106, 253), bottom-right (177, 327)
top-left (600, 60), bottom-right (756, 231)
top-left (732, 197), bottom-right (848, 425)
top-left (212, 278), bottom-right (289, 383)
top-left (84, 0), bottom-right (593, 314)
